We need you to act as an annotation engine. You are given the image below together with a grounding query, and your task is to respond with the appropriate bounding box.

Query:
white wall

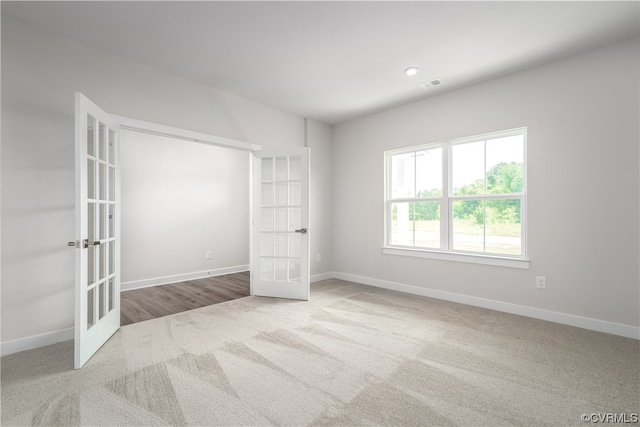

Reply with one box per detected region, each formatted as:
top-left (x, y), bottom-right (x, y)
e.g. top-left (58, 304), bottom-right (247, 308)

top-left (306, 119), bottom-right (333, 279)
top-left (333, 38), bottom-right (640, 333)
top-left (0, 16), bottom-right (318, 347)
top-left (120, 130), bottom-right (249, 288)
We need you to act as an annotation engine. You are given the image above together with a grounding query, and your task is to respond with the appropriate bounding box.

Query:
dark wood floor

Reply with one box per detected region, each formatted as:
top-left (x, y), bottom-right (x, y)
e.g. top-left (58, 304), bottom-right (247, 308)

top-left (120, 271), bottom-right (250, 326)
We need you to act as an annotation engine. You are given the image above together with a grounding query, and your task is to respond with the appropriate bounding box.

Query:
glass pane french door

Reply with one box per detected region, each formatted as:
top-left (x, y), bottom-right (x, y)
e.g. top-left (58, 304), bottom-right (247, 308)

top-left (251, 148), bottom-right (310, 300)
top-left (74, 93), bottom-right (120, 369)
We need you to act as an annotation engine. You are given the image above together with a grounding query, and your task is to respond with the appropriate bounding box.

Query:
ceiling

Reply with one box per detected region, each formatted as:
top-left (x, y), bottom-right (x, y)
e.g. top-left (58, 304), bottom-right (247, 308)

top-left (3, 1), bottom-right (639, 124)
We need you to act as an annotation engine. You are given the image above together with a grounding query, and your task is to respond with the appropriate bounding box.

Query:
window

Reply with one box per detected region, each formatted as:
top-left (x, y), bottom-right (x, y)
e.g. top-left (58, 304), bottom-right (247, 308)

top-left (384, 128), bottom-right (527, 268)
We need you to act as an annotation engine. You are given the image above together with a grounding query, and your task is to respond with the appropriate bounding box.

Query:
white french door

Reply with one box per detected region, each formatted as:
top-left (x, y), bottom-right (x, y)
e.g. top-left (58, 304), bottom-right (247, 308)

top-left (71, 93), bottom-right (308, 367)
top-left (251, 148), bottom-right (310, 300)
top-left (72, 93), bottom-right (120, 369)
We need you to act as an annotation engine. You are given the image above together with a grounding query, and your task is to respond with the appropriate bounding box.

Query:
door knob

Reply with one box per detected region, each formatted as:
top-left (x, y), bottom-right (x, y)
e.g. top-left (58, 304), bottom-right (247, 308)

top-left (294, 228), bottom-right (307, 234)
top-left (84, 239), bottom-right (102, 248)
top-left (68, 239), bottom-right (101, 248)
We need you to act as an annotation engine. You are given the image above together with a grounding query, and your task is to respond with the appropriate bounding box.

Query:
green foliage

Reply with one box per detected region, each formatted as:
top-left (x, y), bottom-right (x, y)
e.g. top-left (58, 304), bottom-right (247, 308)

top-left (410, 189), bottom-right (441, 221)
top-left (453, 162), bottom-right (523, 225)
top-left (454, 200), bottom-right (481, 221)
top-left (394, 162), bottom-right (523, 226)
top-left (411, 201), bottom-right (439, 221)
top-left (487, 162), bottom-right (523, 194)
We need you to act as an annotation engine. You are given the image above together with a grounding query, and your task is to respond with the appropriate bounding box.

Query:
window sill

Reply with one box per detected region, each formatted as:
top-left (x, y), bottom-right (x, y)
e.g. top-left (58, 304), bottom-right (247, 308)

top-left (381, 246), bottom-right (530, 269)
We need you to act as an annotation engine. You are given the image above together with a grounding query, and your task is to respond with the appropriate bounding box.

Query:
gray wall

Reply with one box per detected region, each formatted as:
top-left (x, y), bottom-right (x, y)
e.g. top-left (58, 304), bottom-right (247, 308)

top-left (307, 120), bottom-right (333, 278)
top-left (1, 16), bottom-right (334, 345)
top-left (332, 37), bottom-right (640, 330)
top-left (120, 130), bottom-right (250, 287)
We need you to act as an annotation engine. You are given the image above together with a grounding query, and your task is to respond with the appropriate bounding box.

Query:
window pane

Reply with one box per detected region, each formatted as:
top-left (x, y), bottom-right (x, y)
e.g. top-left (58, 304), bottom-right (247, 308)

top-left (87, 246), bottom-right (95, 286)
top-left (88, 202), bottom-right (95, 240)
top-left (87, 115), bottom-right (95, 157)
top-left (261, 233), bottom-right (274, 256)
top-left (288, 259), bottom-right (300, 282)
top-left (416, 147), bottom-right (442, 197)
top-left (87, 160), bottom-right (95, 199)
top-left (262, 158), bottom-right (273, 181)
top-left (413, 202), bottom-right (440, 248)
top-left (452, 200), bottom-right (484, 252)
top-left (275, 157), bottom-right (288, 181)
top-left (274, 258), bottom-right (287, 281)
top-left (262, 183), bottom-right (274, 207)
top-left (99, 163), bottom-right (107, 201)
top-left (288, 207), bottom-right (301, 232)
top-left (289, 182), bottom-right (301, 206)
top-left (108, 278), bottom-right (115, 313)
top-left (385, 130), bottom-right (526, 258)
top-left (486, 135), bottom-right (524, 194)
top-left (485, 199), bottom-right (522, 255)
top-left (390, 202), bottom-right (414, 246)
top-left (289, 156), bottom-right (301, 180)
top-left (99, 204), bottom-right (107, 240)
top-left (391, 153), bottom-right (415, 198)
top-left (98, 281), bottom-right (106, 320)
top-left (452, 141), bottom-right (484, 196)
top-left (261, 208), bottom-right (274, 231)
top-left (261, 258), bottom-right (273, 281)
top-left (274, 208), bottom-right (287, 231)
top-left (274, 233), bottom-right (287, 257)
top-left (288, 233), bottom-right (301, 258)
top-left (98, 244), bottom-right (106, 280)
top-left (109, 166), bottom-right (116, 201)
top-left (275, 182), bottom-right (288, 206)
top-left (99, 123), bottom-right (107, 161)
top-left (87, 287), bottom-right (95, 329)
top-left (109, 241), bottom-right (115, 275)
top-left (108, 204), bottom-right (115, 238)
top-left (108, 130), bottom-right (116, 165)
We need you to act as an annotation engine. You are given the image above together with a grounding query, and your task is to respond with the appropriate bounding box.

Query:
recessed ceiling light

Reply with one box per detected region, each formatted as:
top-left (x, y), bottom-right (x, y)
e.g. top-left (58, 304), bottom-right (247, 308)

top-left (404, 67), bottom-right (419, 76)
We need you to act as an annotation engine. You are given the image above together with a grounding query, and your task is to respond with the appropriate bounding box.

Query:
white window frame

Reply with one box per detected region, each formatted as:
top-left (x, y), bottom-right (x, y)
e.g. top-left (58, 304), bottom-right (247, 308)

top-left (383, 127), bottom-right (529, 269)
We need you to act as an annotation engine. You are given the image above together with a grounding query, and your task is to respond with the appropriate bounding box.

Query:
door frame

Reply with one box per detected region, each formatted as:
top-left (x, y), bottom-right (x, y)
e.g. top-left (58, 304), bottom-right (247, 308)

top-left (112, 115), bottom-right (260, 152)
top-left (74, 103), bottom-right (263, 367)
top-left (114, 115), bottom-right (263, 301)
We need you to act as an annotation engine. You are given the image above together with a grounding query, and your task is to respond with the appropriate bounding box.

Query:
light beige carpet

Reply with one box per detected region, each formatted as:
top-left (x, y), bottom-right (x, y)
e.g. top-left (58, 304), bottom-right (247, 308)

top-left (1, 279), bottom-right (638, 426)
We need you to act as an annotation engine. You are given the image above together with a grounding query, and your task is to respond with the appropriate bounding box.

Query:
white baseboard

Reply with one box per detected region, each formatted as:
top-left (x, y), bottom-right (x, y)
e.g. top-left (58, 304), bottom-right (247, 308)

top-left (121, 265), bottom-right (250, 291)
top-left (5, 269), bottom-right (636, 357)
top-left (1, 327), bottom-right (74, 357)
top-left (311, 271), bottom-right (334, 283)
top-left (333, 271), bottom-right (640, 340)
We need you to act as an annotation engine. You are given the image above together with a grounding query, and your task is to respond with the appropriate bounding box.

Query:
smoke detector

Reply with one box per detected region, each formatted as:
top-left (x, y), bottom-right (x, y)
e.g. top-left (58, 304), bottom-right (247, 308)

top-left (419, 79), bottom-right (443, 89)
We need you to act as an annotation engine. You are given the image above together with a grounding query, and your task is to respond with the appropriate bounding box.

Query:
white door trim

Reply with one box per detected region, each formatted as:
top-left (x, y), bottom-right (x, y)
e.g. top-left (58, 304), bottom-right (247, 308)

top-left (112, 114), bottom-right (260, 151)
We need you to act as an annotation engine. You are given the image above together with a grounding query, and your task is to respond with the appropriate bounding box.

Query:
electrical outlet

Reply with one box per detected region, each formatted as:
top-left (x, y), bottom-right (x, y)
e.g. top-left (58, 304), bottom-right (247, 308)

top-left (536, 276), bottom-right (547, 290)
top-left (205, 251), bottom-right (212, 260)
top-left (316, 254), bottom-right (322, 262)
